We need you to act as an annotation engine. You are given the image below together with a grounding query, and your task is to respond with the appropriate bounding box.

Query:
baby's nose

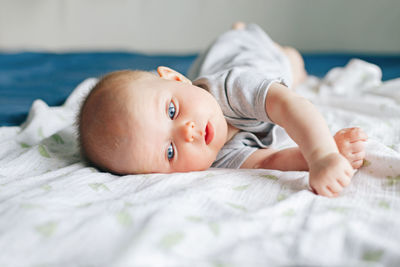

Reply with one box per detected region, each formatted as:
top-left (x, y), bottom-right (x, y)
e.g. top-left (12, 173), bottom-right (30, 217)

top-left (182, 121), bottom-right (195, 142)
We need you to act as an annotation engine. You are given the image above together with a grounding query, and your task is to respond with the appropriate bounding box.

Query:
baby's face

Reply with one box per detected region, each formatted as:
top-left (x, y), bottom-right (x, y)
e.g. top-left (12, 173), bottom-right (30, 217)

top-left (116, 68), bottom-right (228, 174)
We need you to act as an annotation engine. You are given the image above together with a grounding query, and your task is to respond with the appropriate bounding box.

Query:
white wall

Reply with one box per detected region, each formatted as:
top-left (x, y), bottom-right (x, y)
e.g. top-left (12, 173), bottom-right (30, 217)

top-left (0, 0), bottom-right (399, 54)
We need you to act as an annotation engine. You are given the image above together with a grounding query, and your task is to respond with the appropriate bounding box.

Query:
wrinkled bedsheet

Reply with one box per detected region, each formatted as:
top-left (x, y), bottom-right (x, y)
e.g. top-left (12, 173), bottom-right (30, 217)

top-left (1, 59), bottom-right (400, 266)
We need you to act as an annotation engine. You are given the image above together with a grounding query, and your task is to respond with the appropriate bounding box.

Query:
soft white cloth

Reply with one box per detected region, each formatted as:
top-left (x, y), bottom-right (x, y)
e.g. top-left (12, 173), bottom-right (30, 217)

top-left (1, 59), bottom-right (400, 266)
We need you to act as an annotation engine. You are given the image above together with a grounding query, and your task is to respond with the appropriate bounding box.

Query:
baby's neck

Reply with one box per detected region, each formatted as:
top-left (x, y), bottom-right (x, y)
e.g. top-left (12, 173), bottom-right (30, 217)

top-left (226, 123), bottom-right (240, 143)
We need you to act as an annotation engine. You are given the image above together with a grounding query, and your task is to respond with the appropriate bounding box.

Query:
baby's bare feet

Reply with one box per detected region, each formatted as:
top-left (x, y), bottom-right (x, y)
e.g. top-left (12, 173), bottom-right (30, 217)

top-left (232, 22), bottom-right (246, 30)
top-left (334, 127), bottom-right (368, 169)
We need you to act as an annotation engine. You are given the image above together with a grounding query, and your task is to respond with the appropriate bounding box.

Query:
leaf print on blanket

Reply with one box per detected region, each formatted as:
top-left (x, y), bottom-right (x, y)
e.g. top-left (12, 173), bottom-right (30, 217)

top-left (386, 175), bottom-right (400, 186)
top-left (77, 202), bottom-right (92, 208)
top-left (283, 209), bottom-right (295, 217)
top-left (38, 144), bottom-right (51, 158)
top-left (259, 174), bottom-right (278, 181)
top-left (277, 194), bottom-right (287, 201)
top-left (89, 183), bottom-right (110, 192)
top-left (160, 232), bottom-right (185, 250)
top-left (362, 159), bottom-right (371, 167)
top-left (20, 203), bottom-right (42, 209)
top-left (363, 249), bottom-right (384, 262)
top-left (186, 216), bottom-right (203, 222)
top-left (116, 210), bottom-right (133, 227)
top-left (20, 142), bottom-right (31, 148)
top-left (41, 184), bottom-right (52, 192)
top-left (208, 222), bottom-right (220, 237)
top-left (328, 206), bottom-right (349, 214)
top-left (226, 202), bottom-right (247, 212)
top-left (378, 200), bottom-right (390, 209)
top-left (38, 127), bottom-right (45, 139)
top-left (51, 134), bottom-right (65, 144)
top-left (232, 184), bottom-right (250, 191)
top-left (35, 221), bottom-right (58, 238)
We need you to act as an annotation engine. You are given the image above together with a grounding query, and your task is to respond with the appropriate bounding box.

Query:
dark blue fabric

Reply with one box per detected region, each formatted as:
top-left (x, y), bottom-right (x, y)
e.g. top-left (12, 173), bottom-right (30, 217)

top-left (1, 52), bottom-right (399, 126)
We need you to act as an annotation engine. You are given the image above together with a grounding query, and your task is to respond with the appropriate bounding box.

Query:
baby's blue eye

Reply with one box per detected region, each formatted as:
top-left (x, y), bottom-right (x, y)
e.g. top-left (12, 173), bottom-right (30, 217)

top-left (168, 101), bottom-right (176, 119)
top-left (167, 143), bottom-right (175, 160)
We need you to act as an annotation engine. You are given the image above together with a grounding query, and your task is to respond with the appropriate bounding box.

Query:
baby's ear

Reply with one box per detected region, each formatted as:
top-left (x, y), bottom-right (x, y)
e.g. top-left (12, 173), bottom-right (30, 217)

top-left (157, 66), bottom-right (192, 84)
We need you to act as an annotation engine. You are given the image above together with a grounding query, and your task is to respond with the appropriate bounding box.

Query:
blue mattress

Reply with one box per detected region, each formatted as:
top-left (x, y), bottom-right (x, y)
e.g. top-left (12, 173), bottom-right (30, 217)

top-left (1, 52), bottom-right (400, 126)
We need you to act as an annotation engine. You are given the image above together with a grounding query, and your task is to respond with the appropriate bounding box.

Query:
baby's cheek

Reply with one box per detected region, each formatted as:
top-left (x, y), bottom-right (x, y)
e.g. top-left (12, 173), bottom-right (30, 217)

top-left (178, 152), bottom-right (214, 172)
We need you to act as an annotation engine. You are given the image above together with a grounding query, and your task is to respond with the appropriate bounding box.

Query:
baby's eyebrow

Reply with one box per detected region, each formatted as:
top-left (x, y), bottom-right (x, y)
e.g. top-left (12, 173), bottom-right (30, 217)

top-left (154, 90), bottom-right (166, 119)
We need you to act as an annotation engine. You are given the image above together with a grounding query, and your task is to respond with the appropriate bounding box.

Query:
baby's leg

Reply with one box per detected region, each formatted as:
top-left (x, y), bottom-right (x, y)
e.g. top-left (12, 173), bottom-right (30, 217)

top-left (334, 127), bottom-right (368, 169)
top-left (231, 22), bottom-right (307, 88)
top-left (232, 22), bottom-right (246, 30)
top-left (274, 43), bottom-right (307, 89)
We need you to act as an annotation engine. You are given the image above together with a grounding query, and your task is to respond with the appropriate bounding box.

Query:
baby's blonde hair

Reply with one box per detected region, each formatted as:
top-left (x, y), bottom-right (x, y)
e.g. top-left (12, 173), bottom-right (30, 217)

top-left (77, 69), bottom-right (153, 174)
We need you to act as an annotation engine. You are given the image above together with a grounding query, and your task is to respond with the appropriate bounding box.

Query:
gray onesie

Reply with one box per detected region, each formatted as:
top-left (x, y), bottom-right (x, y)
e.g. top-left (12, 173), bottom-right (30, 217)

top-left (187, 24), bottom-right (293, 168)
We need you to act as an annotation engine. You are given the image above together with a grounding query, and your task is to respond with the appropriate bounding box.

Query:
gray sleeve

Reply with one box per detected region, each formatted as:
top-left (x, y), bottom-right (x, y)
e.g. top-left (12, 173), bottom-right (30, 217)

top-left (212, 145), bottom-right (257, 169)
top-left (191, 23), bottom-right (292, 132)
top-left (194, 68), bottom-right (283, 132)
top-left (211, 130), bottom-right (274, 169)
top-left (223, 68), bottom-right (282, 124)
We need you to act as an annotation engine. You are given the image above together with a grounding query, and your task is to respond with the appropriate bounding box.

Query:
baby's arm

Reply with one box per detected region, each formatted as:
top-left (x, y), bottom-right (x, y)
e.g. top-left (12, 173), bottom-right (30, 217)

top-left (242, 129), bottom-right (367, 197)
top-left (263, 83), bottom-right (354, 197)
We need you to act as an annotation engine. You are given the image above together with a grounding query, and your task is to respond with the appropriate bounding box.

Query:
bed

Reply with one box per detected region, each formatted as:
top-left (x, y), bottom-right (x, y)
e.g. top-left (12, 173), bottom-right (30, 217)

top-left (1, 52), bottom-right (400, 266)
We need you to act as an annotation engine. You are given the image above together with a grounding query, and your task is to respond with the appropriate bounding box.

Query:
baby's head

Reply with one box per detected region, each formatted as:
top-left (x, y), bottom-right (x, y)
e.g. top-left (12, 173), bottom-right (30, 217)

top-left (78, 67), bottom-right (228, 174)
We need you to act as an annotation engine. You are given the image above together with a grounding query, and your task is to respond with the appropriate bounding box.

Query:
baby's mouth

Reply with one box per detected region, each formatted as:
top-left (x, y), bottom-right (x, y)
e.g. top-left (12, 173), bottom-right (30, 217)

top-left (205, 121), bottom-right (214, 145)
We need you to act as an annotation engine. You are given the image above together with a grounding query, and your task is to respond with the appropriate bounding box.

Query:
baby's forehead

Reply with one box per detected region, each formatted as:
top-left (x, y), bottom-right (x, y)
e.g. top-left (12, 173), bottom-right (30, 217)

top-left (124, 78), bottom-right (172, 110)
top-left (127, 118), bottom-right (167, 173)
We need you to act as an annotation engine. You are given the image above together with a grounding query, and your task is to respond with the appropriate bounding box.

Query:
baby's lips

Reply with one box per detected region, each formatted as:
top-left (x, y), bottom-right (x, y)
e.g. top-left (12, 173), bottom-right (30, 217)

top-left (205, 121), bottom-right (214, 145)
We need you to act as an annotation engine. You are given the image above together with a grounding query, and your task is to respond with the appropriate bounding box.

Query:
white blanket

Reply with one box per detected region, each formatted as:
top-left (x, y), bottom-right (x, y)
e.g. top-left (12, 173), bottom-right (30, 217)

top-left (1, 59), bottom-right (400, 266)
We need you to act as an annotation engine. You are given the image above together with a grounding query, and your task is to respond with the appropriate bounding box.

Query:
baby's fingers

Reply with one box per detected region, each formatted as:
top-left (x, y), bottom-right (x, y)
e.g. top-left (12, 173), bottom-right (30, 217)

top-left (343, 161), bottom-right (356, 177)
top-left (327, 180), bottom-right (343, 194)
top-left (338, 174), bottom-right (351, 187)
top-left (324, 181), bottom-right (343, 198)
top-left (312, 183), bottom-right (340, 198)
top-left (318, 186), bottom-right (338, 198)
top-left (325, 174), bottom-right (352, 198)
top-left (313, 178), bottom-right (347, 198)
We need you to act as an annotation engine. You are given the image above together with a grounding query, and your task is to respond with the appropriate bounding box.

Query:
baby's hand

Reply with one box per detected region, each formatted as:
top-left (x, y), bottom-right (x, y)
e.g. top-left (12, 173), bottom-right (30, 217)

top-left (309, 152), bottom-right (354, 198)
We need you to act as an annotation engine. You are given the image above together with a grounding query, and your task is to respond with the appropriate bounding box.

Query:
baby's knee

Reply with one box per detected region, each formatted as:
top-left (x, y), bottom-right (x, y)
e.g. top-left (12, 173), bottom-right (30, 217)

top-left (232, 22), bottom-right (246, 30)
top-left (283, 46), bottom-right (304, 67)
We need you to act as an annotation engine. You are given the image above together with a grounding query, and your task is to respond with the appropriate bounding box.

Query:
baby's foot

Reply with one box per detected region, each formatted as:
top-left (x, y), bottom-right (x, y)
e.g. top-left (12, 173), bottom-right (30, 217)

top-left (334, 127), bottom-right (368, 169)
top-left (232, 22), bottom-right (246, 30)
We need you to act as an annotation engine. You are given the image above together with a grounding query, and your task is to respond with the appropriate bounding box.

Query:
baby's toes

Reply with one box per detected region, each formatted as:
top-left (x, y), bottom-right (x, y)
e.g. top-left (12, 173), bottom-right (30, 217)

top-left (335, 127), bottom-right (368, 144)
top-left (335, 128), bottom-right (368, 157)
top-left (347, 127), bottom-right (368, 142)
top-left (334, 128), bottom-right (350, 144)
top-left (336, 139), bottom-right (366, 169)
top-left (232, 22), bottom-right (246, 30)
top-left (352, 159), bottom-right (364, 169)
top-left (350, 150), bottom-right (366, 169)
top-left (349, 140), bottom-right (365, 154)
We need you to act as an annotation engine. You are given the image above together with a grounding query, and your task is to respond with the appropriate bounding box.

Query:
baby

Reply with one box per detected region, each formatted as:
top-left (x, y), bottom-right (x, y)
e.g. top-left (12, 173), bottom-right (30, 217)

top-left (78, 23), bottom-right (368, 197)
